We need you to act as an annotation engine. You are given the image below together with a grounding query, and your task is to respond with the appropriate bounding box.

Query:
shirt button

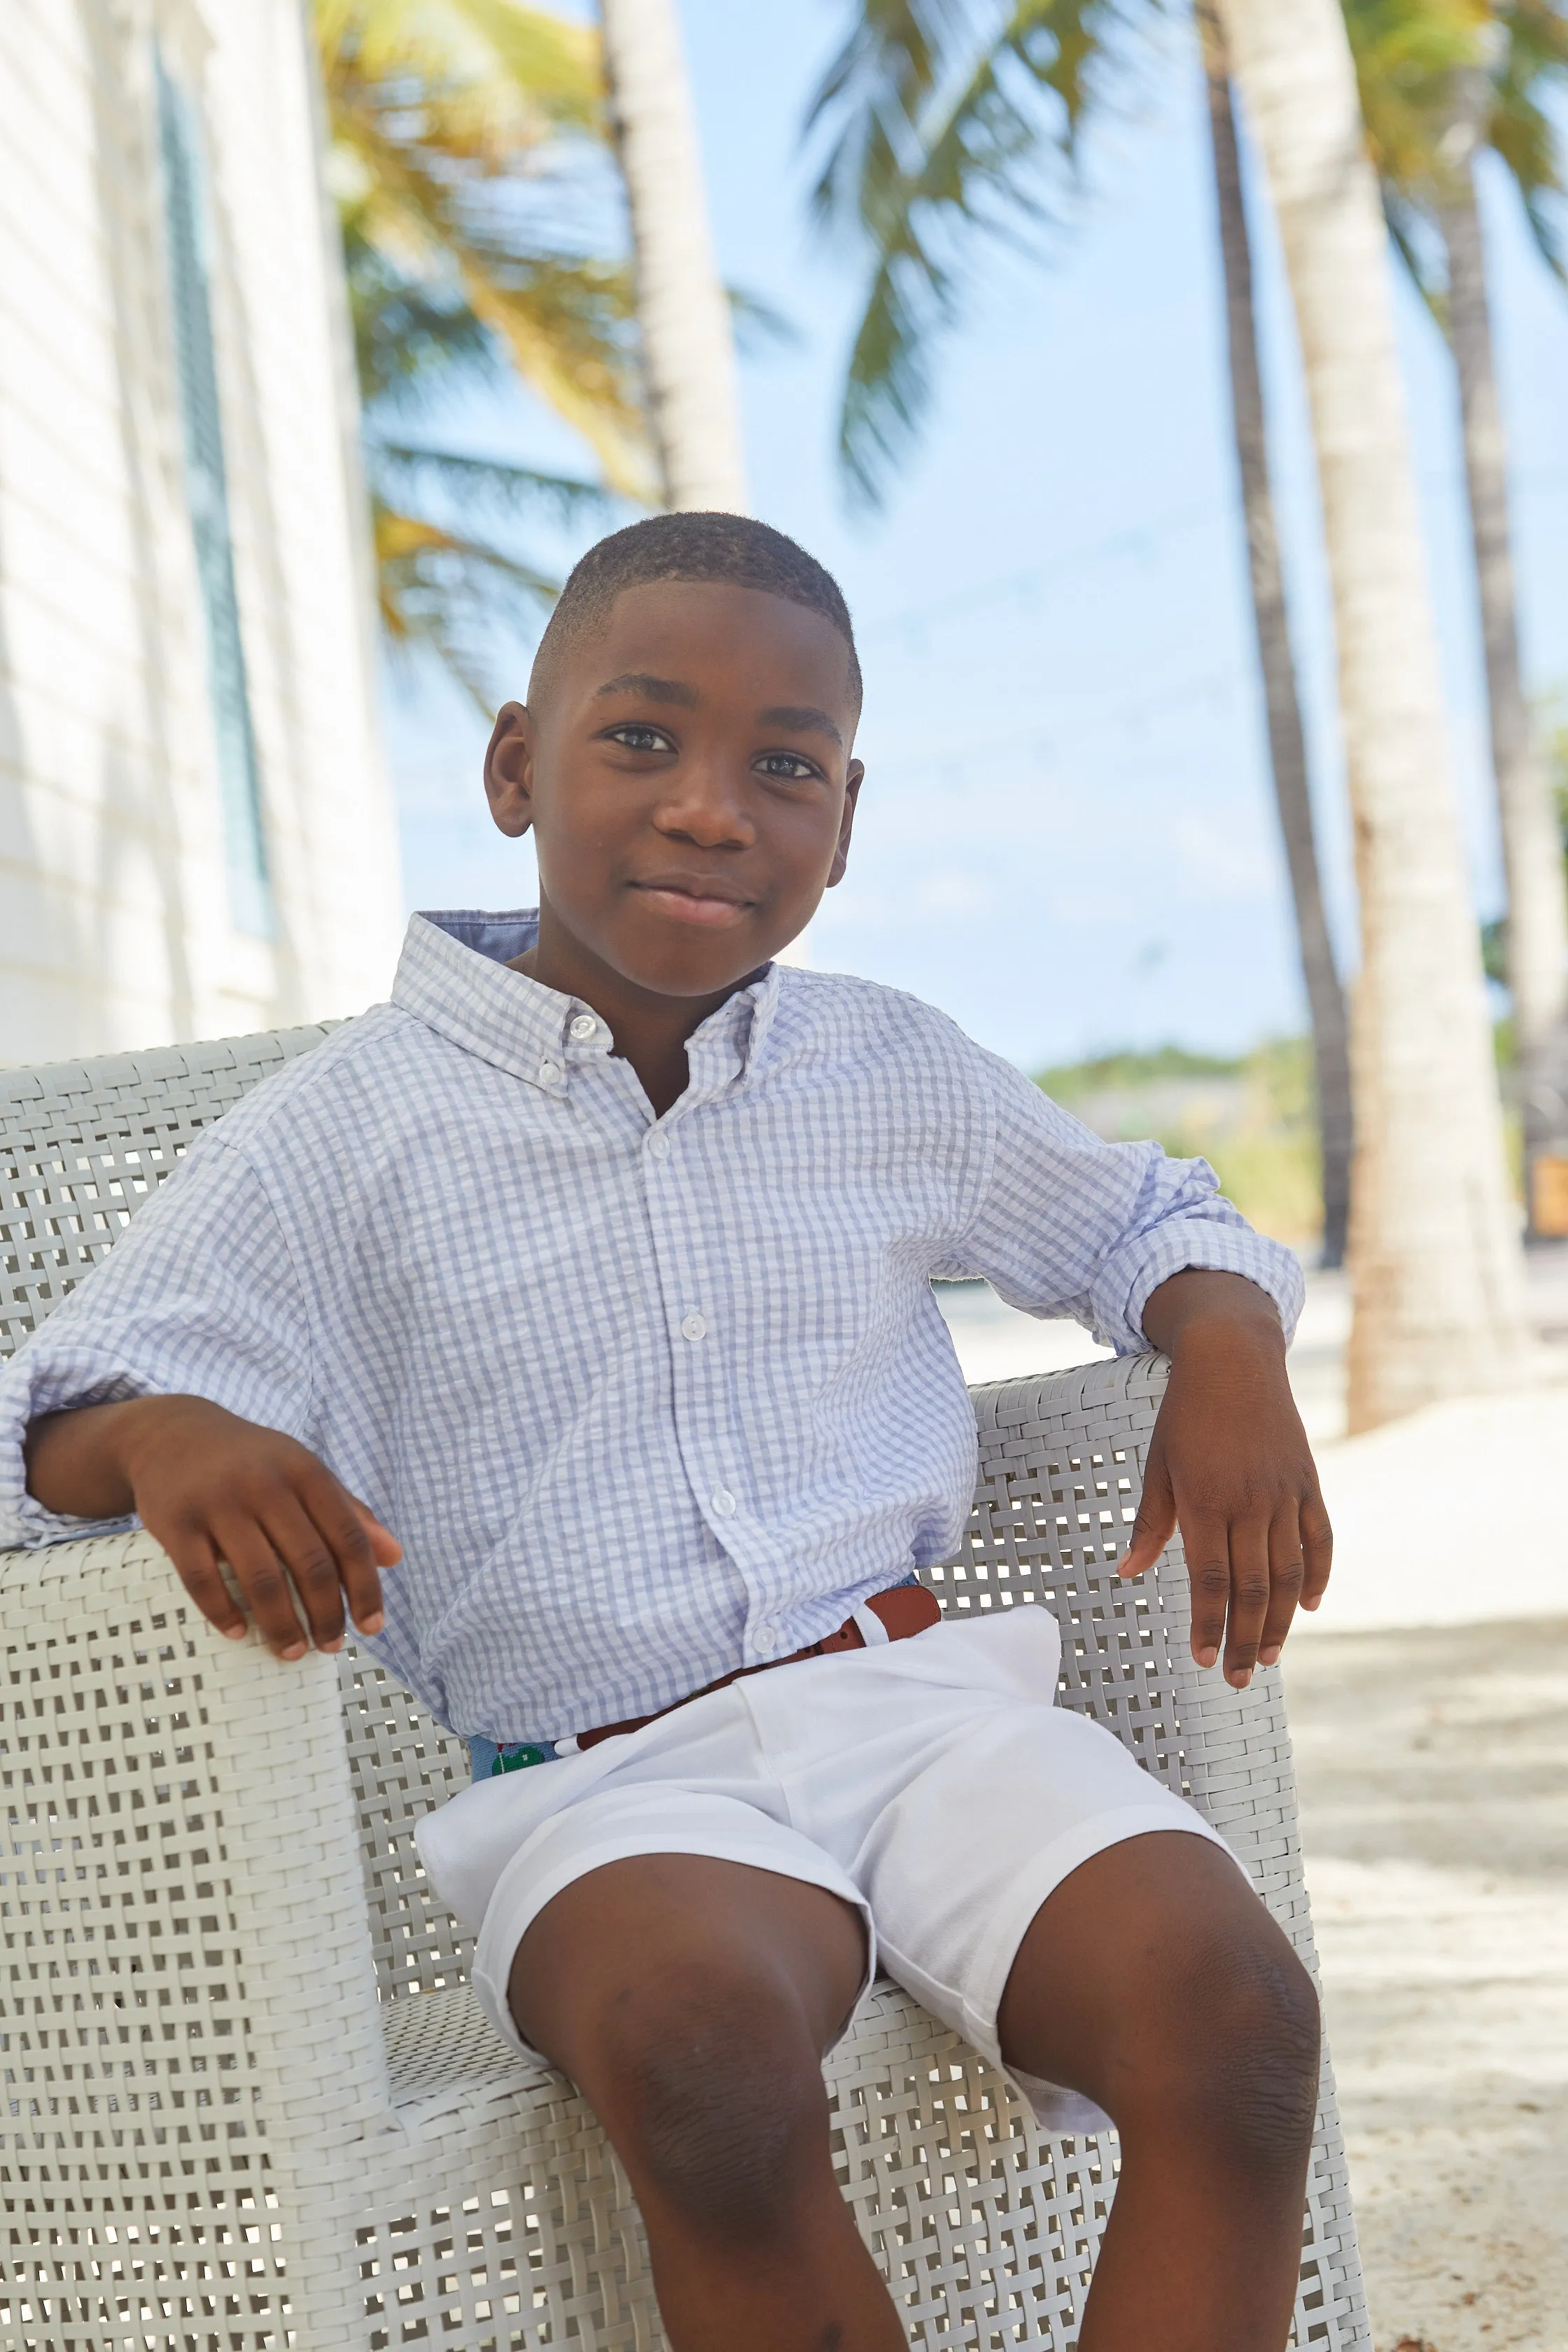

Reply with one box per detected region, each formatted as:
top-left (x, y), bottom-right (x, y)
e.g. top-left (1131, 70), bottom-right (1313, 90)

top-left (538, 1058), bottom-right (563, 1087)
top-left (710, 1488), bottom-right (737, 1518)
top-left (568, 1014), bottom-right (598, 1041)
top-left (681, 1312), bottom-right (707, 1342)
top-left (646, 1130), bottom-right (671, 1159)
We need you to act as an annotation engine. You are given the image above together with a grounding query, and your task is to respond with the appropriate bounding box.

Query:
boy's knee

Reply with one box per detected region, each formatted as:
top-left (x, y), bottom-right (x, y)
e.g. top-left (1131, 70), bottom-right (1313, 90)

top-left (1184, 1931), bottom-right (1320, 2177)
top-left (593, 1968), bottom-right (828, 2243)
top-left (1138, 1916), bottom-right (1321, 2181)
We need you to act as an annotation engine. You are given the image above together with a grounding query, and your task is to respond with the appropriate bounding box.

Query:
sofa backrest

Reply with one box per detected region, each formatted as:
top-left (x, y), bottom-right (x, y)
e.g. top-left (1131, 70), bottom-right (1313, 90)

top-left (1, 1027), bottom-right (338, 1361)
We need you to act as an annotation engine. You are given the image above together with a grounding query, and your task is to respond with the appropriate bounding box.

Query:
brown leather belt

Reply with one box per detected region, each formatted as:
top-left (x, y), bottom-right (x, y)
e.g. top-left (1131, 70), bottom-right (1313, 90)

top-left (568, 1579), bottom-right (941, 1754)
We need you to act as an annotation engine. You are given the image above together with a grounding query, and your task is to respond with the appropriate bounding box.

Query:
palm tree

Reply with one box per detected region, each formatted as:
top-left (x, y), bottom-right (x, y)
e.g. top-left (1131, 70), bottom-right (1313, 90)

top-left (597, 0), bottom-right (749, 510)
top-left (807, 1), bottom-right (1355, 1264)
top-left (1343, 0), bottom-right (1568, 1226)
top-left (316, 0), bottom-right (652, 699)
top-left (1196, 0), bottom-right (1354, 1266)
top-left (1215, 0), bottom-right (1532, 1425)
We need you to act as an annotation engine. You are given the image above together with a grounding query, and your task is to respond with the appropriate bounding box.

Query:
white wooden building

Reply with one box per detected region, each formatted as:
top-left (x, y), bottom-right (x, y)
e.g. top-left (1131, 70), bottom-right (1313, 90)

top-left (0, 1), bottom-right (402, 1066)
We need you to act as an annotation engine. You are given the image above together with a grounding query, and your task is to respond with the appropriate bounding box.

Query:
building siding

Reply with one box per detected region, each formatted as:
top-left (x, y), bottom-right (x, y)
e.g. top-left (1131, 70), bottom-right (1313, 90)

top-left (0, 0), bottom-right (402, 1065)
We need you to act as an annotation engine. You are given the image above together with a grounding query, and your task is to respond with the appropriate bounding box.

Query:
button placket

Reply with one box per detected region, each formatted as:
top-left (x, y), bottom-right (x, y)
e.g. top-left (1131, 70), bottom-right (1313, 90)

top-left (639, 1111), bottom-right (749, 1564)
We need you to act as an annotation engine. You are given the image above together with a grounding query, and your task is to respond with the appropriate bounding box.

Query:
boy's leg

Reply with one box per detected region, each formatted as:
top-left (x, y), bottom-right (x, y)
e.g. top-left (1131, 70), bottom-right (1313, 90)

top-left (997, 1831), bottom-right (1320, 2352)
top-left (509, 1852), bottom-right (906, 2352)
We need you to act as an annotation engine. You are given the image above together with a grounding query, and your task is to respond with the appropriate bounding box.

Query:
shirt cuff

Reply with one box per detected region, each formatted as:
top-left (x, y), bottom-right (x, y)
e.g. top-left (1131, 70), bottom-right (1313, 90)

top-left (1117, 1222), bottom-right (1306, 1353)
top-left (0, 1368), bottom-right (147, 1551)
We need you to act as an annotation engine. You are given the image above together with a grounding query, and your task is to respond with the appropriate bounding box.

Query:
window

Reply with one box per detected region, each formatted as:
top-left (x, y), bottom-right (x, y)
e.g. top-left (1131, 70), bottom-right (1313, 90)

top-left (155, 50), bottom-right (272, 937)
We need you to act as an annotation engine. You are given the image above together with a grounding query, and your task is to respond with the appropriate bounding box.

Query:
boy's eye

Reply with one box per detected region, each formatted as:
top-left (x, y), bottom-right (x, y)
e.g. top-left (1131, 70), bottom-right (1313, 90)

top-left (606, 724), bottom-right (674, 754)
top-left (754, 752), bottom-right (820, 783)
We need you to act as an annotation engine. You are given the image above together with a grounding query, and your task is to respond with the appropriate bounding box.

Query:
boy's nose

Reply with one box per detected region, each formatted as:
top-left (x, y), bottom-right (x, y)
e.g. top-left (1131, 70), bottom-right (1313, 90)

top-left (652, 769), bottom-right (755, 850)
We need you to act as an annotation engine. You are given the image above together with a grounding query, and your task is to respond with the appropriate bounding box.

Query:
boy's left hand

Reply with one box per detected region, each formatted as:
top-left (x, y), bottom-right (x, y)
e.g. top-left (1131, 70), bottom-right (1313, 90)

top-left (1121, 1270), bottom-right (1331, 1686)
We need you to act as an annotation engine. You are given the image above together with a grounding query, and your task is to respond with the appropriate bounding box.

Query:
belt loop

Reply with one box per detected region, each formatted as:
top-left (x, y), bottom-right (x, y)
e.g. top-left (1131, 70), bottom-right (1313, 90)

top-left (850, 1603), bottom-right (892, 1648)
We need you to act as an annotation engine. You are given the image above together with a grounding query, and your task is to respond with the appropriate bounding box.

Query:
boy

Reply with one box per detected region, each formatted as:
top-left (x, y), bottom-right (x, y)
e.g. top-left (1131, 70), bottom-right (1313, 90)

top-left (4, 515), bottom-right (1331, 2352)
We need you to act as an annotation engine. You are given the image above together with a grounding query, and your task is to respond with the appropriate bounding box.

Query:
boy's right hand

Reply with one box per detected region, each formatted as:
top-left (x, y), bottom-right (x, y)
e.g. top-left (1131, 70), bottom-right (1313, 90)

top-left (24, 1394), bottom-right (400, 1659)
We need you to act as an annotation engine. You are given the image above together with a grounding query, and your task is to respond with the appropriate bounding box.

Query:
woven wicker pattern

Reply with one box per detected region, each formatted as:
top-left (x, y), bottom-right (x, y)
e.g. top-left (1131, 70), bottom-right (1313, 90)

top-left (1, 1028), bottom-right (1369, 2350)
top-left (1, 1030), bottom-right (338, 1359)
top-left (338, 1655), bottom-right (475, 2004)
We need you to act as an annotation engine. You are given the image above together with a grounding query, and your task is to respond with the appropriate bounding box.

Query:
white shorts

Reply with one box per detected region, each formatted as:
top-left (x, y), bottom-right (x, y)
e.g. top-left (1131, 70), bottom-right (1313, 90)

top-left (415, 1606), bottom-right (1236, 2134)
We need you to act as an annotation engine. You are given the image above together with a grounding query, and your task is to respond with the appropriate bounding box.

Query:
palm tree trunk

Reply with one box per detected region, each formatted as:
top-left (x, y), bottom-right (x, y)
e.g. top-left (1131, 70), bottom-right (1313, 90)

top-left (1214, 0), bottom-right (1531, 1431)
top-left (1437, 159), bottom-right (1568, 1218)
top-left (597, 0), bottom-right (748, 513)
top-left (1197, 1), bottom-right (1353, 1269)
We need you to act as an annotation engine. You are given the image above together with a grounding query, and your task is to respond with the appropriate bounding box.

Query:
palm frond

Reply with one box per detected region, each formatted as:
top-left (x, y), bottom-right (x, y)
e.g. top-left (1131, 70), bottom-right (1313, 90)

top-left (1488, 0), bottom-right (1568, 277)
top-left (370, 440), bottom-right (613, 524)
top-left (1343, 0), bottom-right (1567, 298)
top-left (317, 0), bottom-right (658, 684)
top-left (1382, 189), bottom-right (1449, 321)
top-left (808, 1), bottom-right (1156, 504)
top-left (374, 496), bottom-right (559, 709)
top-left (318, 0), bottom-right (601, 150)
top-left (321, 0), bottom-right (653, 487)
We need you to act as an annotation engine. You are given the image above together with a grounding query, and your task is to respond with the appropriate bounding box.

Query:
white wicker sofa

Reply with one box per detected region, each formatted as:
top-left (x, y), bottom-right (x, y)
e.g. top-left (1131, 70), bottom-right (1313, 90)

top-left (0, 1027), bottom-right (1368, 2351)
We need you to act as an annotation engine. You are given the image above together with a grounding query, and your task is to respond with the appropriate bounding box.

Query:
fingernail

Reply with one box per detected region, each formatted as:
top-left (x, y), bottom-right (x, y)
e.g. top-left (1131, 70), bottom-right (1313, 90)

top-left (1228, 1667), bottom-right (1253, 1688)
top-left (223, 1625), bottom-right (247, 1642)
top-left (322, 1637), bottom-right (345, 1654)
top-left (357, 1613), bottom-right (385, 1636)
top-left (1259, 1644), bottom-right (1282, 1665)
top-left (1302, 1595), bottom-right (1322, 1611)
top-left (1196, 1645), bottom-right (1219, 1667)
top-left (281, 1644), bottom-right (307, 1662)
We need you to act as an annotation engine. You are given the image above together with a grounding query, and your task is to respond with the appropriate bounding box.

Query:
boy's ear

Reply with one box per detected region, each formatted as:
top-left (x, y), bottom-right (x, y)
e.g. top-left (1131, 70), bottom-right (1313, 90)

top-left (484, 702), bottom-right (536, 839)
top-left (826, 760), bottom-right (864, 888)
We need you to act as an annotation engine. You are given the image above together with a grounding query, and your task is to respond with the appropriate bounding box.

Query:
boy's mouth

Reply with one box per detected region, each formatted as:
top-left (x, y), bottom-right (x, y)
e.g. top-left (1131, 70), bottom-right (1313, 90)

top-left (630, 876), bottom-right (755, 929)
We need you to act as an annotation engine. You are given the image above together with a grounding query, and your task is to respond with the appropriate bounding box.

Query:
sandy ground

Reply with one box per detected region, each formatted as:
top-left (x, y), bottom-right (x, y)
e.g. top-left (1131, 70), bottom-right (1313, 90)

top-left (937, 1280), bottom-right (1568, 2351)
top-left (1285, 1621), bottom-right (1568, 2352)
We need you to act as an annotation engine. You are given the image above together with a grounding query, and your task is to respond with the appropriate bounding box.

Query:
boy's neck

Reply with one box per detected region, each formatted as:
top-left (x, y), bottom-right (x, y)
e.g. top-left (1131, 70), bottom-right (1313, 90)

top-left (508, 896), bottom-right (768, 1120)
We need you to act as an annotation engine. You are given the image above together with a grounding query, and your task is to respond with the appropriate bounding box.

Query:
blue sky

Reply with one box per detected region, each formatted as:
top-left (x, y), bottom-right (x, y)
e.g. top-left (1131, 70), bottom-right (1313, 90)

top-left (387, 1), bottom-right (1568, 1073)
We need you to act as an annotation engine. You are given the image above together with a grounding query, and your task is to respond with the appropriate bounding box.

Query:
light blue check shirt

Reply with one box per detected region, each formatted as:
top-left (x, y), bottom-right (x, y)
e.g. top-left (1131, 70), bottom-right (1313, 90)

top-left (0, 912), bottom-right (1302, 1742)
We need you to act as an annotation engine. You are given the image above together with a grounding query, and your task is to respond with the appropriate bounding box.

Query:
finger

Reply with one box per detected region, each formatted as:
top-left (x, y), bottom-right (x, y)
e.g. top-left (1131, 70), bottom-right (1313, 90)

top-left (349, 1493), bottom-right (402, 1568)
top-left (258, 1490), bottom-right (349, 1651)
top-left (302, 1474), bottom-right (389, 1636)
top-left (160, 1523), bottom-right (248, 1641)
top-left (1298, 1491), bottom-right (1334, 1611)
top-left (1180, 1506), bottom-right (1233, 1670)
top-left (1217, 1515), bottom-right (1271, 1686)
top-left (1257, 1508), bottom-right (1306, 1665)
top-left (1119, 1444), bottom-right (1175, 1581)
top-left (212, 1516), bottom-right (310, 1660)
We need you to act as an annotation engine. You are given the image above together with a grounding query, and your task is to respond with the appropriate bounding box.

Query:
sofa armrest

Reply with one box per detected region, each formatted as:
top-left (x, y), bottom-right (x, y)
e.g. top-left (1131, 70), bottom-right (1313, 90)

top-left (1, 1528), bottom-right (389, 2337)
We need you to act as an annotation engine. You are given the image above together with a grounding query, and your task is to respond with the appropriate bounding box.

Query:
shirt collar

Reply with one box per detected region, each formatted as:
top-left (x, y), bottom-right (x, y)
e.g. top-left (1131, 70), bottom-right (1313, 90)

top-left (391, 911), bottom-right (783, 1093)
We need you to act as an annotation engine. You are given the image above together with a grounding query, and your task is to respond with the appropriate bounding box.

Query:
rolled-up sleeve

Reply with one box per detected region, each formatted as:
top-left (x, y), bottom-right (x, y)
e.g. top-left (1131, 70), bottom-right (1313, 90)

top-left (0, 1134), bottom-right (314, 1548)
top-left (945, 1046), bottom-right (1304, 1352)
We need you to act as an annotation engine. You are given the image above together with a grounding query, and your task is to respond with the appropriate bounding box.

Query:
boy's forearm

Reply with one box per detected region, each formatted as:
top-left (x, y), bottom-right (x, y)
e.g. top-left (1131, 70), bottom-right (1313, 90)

top-left (23, 1397), bottom-right (160, 1520)
top-left (1140, 1268), bottom-right (1285, 1359)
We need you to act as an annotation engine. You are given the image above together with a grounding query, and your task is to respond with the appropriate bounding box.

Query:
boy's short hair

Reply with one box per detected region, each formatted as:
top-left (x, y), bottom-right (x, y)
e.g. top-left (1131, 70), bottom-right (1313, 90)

top-left (530, 512), bottom-right (862, 710)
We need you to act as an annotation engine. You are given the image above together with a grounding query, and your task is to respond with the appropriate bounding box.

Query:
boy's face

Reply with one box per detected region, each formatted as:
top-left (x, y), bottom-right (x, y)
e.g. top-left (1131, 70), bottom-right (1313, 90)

top-left (484, 580), bottom-right (863, 1000)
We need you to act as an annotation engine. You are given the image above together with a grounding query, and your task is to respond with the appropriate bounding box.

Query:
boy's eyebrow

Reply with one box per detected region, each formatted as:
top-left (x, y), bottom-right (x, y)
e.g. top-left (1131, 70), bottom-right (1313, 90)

top-left (594, 671), bottom-right (698, 706)
top-left (759, 704), bottom-right (844, 747)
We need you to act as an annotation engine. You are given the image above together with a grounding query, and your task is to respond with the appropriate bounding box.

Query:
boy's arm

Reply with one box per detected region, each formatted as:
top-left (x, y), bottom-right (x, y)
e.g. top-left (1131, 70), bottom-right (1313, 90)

top-left (942, 1038), bottom-right (1322, 1680)
top-left (24, 1395), bottom-right (398, 1660)
top-left (2, 1128), bottom-right (398, 1660)
top-left (1126, 1268), bottom-right (1330, 1688)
